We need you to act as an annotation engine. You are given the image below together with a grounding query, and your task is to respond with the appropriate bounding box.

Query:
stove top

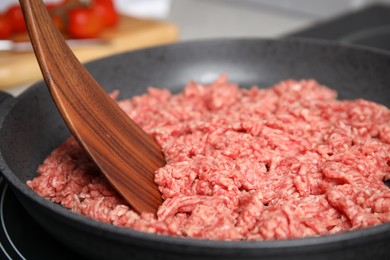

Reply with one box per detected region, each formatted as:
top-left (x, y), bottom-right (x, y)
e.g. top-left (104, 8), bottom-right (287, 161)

top-left (0, 179), bottom-right (83, 259)
top-left (1, 4), bottom-right (390, 259)
top-left (287, 4), bottom-right (390, 51)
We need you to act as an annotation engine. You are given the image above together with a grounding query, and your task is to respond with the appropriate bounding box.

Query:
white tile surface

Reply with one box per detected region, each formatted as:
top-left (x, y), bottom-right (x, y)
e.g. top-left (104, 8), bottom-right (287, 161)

top-left (167, 0), bottom-right (390, 40)
top-left (168, 0), bottom-right (314, 40)
top-left (233, 0), bottom-right (370, 17)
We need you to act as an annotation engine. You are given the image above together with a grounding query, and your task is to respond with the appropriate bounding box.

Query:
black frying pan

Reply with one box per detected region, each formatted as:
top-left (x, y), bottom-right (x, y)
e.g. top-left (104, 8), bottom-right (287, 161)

top-left (0, 38), bottom-right (390, 260)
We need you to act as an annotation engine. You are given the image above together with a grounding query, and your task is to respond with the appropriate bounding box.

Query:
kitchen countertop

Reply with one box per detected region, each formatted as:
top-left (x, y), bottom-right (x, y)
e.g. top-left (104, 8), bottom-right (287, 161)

top-left (167, 0), bottom-right (390, 40)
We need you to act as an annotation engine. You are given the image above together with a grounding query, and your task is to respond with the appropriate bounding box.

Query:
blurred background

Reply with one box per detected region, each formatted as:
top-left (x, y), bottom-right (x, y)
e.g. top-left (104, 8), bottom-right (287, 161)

top-left (1, 0), bottom-right (390, 39)
top-left (1, 0), bottom-right (390, 94)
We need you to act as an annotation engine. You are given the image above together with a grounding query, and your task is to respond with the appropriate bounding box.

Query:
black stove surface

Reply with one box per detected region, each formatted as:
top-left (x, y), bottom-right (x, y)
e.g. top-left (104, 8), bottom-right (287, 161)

top-left (287, 4), bottom-right (390, 51)
top-left (1, 4), bottom-right (390, 259)
top-left (0, 178), bottom-right (84, 259)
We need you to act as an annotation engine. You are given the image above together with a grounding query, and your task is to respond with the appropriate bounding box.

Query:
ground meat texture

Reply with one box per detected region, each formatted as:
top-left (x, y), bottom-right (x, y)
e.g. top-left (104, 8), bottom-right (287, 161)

top-left (27, 76), bottom-right (390, 240)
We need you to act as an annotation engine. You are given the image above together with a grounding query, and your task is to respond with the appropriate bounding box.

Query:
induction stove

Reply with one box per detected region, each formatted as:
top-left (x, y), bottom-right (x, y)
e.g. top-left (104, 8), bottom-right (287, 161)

top-left (286, 4), bottom-right (390, 51)
top-left (1, 4), bottom-right (390, 259)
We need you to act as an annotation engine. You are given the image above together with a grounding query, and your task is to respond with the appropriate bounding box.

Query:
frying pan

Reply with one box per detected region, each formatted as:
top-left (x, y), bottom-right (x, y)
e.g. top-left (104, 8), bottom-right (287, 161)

top-left (0, 38), bottom-right (390, 260)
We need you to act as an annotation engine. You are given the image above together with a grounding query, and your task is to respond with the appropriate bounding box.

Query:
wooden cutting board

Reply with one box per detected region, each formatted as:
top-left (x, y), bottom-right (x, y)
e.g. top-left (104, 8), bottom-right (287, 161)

top-left (0, 15), bottom-right (178, 89)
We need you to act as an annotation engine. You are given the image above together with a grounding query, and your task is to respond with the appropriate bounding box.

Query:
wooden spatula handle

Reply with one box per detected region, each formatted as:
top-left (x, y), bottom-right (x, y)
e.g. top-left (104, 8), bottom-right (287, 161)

top-left (20, 0), bottom-right (165, 214)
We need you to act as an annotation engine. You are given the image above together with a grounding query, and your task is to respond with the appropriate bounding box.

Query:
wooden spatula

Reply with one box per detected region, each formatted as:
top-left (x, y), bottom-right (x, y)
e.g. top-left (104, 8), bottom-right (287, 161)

top-left (19, 0), bottom-right (165, 214)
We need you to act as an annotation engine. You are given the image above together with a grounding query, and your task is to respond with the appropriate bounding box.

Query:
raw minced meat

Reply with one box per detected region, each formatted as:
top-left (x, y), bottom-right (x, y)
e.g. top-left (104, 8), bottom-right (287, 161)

top-left (27, 76), bottom-right (390, 240)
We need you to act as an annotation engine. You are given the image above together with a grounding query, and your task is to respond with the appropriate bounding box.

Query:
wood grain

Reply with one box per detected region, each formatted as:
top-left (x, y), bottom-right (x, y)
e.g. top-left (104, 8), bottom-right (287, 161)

top-left (0, 16), bottom-right (178, 89)
top-left (19, 0), bottom-right (165, 214)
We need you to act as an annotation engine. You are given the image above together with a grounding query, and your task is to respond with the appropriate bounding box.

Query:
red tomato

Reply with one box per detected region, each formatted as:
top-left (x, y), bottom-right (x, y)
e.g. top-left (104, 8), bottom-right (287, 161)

top-left (91, 0), bottom-right (118, 27)
top-left (67, 7), bottom-right (104, 39)
top-left (0, 15), bottom-right (12, 39)
top-left (5, 5), bottom-right (26, 33)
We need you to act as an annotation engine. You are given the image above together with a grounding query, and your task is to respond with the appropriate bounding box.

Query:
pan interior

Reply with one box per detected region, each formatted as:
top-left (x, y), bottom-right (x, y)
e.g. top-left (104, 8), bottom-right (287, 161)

top-left (0, 38), bottom-right (390, 249)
